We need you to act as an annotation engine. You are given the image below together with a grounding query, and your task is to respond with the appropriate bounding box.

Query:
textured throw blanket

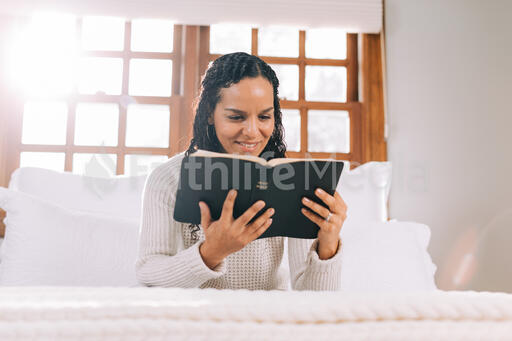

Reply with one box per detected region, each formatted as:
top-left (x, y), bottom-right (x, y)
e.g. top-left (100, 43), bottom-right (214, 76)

top-left (0, 287), bottom-right (511, 340)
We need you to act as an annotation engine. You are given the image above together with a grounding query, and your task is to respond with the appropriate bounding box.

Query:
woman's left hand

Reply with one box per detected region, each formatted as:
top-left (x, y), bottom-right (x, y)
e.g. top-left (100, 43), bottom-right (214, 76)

top-left (301, 189), bottom-right (347, 260)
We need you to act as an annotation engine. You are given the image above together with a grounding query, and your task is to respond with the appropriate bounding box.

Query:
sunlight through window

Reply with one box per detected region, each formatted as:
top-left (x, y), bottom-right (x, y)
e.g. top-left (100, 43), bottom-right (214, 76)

top-left (22, 102), bottom-right (68, 145)
top-left (75, 103), bottom-right (119, 146)
top-left (129, 59), bottom-right (172, 97)
top-left (306, 28), bottom-right (347, 59)
top-left (131, 19), bottom-right (174, 52)
top-left (210, 24), bottom-right (252, 54)
top-left (78, 57), bottom-right (123, 95)
top-left (7, 13), bottom-right (77, 97)
top-left (258, 26), bottom-right (299, 58)
top-left (20, 152), bottom-right (65, 171)
top-left (82, 16), bottom-right (125, 51)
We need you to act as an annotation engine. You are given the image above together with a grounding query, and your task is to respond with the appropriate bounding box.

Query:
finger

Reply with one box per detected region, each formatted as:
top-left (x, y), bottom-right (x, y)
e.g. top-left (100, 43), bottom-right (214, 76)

top-left (220, 189), bottom-right (237, 220)
top-left (302, 197), bottom-right (330, 219)
top-left (199, 201), bottom-right (212, 229)
top-left (236, 200), bottom-right (266, 226)
top-left (334, 191), bottom-right (347, 213)
top-left (315, 188), bottom-right (337, 212)
top-left (301, 207), bottom-right (328, 229)
top-left (247, 207), bottom-right (275, 232)
top-left (250, 217), bottom-right (273, 240)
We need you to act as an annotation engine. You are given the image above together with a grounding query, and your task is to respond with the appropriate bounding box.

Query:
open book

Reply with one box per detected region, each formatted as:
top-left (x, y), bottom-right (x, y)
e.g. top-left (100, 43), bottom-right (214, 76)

top-left (173, 150), bottom-right (345, 239)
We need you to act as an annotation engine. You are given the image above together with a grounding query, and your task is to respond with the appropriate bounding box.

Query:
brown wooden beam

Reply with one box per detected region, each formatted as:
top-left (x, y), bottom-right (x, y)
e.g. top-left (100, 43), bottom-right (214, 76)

top-left (172, 25), bottom-right (183, 96)
top-left (361, 34), bottom-right (387, 163)
top-left (198, 26), bottom-right (210, 80)
top-left (209, 54), bottom-right (349, 67)
top-left (280, 100), bottom-right (358, 111)
top-left (180, 26), bottom-right (201, 152)
top-left (346, 33), bottom-right (359, 102)
top-left (251, 28), bottom-right (258, 55)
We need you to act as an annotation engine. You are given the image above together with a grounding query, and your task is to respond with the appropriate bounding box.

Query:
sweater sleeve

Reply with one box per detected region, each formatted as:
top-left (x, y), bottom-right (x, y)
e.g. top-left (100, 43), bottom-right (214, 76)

top-left (288, 237), bottom-right (342, 291)
top-left (135, 154), bottom-right (227, 288)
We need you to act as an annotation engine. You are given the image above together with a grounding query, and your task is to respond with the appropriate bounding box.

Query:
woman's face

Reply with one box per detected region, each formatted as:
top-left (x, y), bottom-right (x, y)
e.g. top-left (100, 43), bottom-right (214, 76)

top-left (211, 76), bottom-right (275, 156)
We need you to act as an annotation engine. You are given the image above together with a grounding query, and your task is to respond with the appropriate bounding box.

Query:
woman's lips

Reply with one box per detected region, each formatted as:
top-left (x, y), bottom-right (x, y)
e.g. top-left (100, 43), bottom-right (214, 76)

top-left (235, 141), bottom-right (259, 152)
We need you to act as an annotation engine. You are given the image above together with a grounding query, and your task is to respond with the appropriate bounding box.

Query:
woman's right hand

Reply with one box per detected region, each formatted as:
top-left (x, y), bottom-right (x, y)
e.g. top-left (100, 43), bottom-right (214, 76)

top-left (198, 189), bottom-right (274, 269)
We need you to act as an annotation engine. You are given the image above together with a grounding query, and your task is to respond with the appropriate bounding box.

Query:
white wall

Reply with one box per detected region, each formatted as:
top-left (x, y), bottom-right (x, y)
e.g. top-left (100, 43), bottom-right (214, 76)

top-left (385, 0), bottom-right (512, 291)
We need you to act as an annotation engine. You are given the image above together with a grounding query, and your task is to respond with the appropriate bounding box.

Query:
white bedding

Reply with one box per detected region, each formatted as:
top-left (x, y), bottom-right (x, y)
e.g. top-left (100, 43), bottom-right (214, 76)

top-left (0, 287), bottom-right (511, 340)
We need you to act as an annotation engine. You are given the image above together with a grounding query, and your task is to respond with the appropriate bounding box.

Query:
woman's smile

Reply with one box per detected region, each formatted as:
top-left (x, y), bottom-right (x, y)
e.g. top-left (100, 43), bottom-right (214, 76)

top-left (212, 76), bottom-right (275, 156)
top-left (235, 141), bottom-right (261, 153)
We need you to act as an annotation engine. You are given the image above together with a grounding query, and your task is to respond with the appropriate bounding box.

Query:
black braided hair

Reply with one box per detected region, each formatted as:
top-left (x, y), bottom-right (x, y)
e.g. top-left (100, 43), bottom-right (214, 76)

top-left (186, 52), bottom-right (286, 160)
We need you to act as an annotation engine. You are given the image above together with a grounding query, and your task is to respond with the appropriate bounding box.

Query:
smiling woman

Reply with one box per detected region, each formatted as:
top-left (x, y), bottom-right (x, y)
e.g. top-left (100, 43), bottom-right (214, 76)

top-left (187, 52), bottom-right (286, 160)
top-left (211, 77), bottom-right (275, 156)
top-left (135, 52), bottom-right (348, 290)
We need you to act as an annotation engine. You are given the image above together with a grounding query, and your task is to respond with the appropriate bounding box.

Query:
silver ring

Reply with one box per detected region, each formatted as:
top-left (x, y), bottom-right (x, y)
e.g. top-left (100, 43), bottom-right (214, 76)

top-left (325, 212), bottom-right (333, 223)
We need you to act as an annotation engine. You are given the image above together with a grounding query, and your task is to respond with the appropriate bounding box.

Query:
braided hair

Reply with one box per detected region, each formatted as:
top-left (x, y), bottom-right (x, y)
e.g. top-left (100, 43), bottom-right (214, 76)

top-left (186, 52), bottom-right (287, 160)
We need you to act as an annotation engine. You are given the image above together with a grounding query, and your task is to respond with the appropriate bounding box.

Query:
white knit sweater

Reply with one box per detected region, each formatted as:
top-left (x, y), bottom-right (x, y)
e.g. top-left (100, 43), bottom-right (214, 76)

top-left (135, 152), bottom-right (343, 290)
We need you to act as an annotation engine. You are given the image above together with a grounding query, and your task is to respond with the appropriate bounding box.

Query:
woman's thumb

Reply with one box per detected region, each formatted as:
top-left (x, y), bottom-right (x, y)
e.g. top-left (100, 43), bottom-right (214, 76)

top-left (199, 201), bottom-right (212, 229)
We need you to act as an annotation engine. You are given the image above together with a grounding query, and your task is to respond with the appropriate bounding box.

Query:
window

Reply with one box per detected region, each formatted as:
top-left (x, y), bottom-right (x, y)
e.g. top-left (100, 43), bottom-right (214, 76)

top-left (8, 15), bottom-right (183, 177)
top-left (207, 25), bottom-right (362, 162)
top-left (1, 18), bottom-right (386, 236)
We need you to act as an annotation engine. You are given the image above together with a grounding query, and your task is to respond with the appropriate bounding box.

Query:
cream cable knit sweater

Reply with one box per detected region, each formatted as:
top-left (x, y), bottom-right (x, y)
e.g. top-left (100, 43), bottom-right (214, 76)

top-left (135, 152), bottom-right (343, 290)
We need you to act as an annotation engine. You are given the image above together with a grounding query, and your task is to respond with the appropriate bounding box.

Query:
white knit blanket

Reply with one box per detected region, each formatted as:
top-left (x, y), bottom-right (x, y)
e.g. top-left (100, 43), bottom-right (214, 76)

top-left (0, 287), bottom-right (511, 340)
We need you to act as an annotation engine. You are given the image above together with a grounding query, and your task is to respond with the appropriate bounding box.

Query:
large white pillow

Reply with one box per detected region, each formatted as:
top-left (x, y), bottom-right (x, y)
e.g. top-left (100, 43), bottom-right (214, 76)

top-left (338, 217), bottom-right (437, 292)
top-left (8, 161), bottom-right (390, 225)
top-left (8, 167), bottom-right (147, 221)
top-left (337, 161), bottom-right (392, 223)
top-left (0, 188), bottom-right (139, 287)
top-left (280, 216), bottom-right (437, 292)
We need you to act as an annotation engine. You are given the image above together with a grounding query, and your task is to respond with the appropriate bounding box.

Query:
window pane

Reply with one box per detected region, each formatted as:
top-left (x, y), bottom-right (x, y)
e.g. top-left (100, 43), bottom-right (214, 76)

top-left (125, 154), bottom-right (168, 176)
top-left (129, 59), bottom-right (172, 97)
top-left (78, 57), bottom-right (123, 95)
top-left (82, 16), bottom-right (125, 51)
top-left (126, 104), bottom-right (170, 147)
top-left (73, 153), bottom-right (117, 177)
top-left (281, 109), bottom-right (300, 152)
top-left (75, 103), bottom-right (119, 146)
top-left (306, 29), bottom-right (347, 59)
top-left (131, 19), bottom-right (174, 52)
top-left (20, 152), bottom-right (65, 172)
top-left (258, 26), bottom-right (299, 58)
top-left (270, 64), bottom-right (299, 101)
top-left (305, 66), bottom-right (347, 102)
top-left (22, 102), bottom-right (67, 145)
top-left (308, 110), bottom-right (350, 153)
top-left (10, 13), bottom-right (76, 96)
top-left (210, 24), bottom-right (252, 54)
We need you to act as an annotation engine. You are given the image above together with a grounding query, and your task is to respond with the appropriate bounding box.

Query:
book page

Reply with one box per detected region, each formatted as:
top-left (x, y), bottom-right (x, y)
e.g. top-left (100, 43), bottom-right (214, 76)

top-left (192, 149), bottom-right (269, 166)
top-left (192, 149), bottom-right (345, 167)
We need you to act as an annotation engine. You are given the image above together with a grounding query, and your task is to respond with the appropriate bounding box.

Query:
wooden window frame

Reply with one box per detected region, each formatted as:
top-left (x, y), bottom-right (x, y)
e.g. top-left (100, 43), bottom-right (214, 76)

top-left (0, 21), bottom-right (387, 237)
top-left (193, 27), bottom-right (387, 166)
top-left (5, 20), bottom-right (185, 178)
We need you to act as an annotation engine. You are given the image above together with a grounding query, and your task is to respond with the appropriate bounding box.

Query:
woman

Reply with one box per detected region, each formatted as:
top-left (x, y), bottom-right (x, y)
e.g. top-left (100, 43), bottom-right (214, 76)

top-left (136, 52), bottom-right (347, 290)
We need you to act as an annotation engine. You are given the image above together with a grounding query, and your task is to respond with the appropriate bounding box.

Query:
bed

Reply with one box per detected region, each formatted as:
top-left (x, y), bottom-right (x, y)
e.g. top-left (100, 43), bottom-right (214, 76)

top-left (2, 161), bottom-right (508, 339)
top-left (1, 287), bottom-right (511, 340)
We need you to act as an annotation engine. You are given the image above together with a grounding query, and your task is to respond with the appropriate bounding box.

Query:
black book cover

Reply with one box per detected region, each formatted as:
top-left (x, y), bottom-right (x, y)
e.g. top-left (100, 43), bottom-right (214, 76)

top-left (173, 150), bottom-right (345, 239)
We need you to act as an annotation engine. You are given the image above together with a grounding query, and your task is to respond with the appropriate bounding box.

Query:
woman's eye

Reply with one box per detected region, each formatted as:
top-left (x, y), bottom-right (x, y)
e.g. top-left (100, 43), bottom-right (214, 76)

top-left (228, 115), bottom-right (243, 121)
top-left (259, 115), bottom-right (272, 120)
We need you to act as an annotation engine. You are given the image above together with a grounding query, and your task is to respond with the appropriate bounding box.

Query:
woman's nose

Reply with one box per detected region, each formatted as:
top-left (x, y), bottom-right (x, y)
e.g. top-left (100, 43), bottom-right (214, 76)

top-left (243, 117), bottom-right (258, 137)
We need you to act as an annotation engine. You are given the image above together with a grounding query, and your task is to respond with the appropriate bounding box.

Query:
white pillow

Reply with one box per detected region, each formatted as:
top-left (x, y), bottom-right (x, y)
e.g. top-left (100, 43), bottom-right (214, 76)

top-left (0, 188), bottom-right (139, 287)
top-left (338, 217), bottom-right (437, 292)
top-left (337, 161), bottom-right (392, 223)
top-left (8, 167), bottom-right (147, 221)
top-left (280, 217), bottom-right (437, 292)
